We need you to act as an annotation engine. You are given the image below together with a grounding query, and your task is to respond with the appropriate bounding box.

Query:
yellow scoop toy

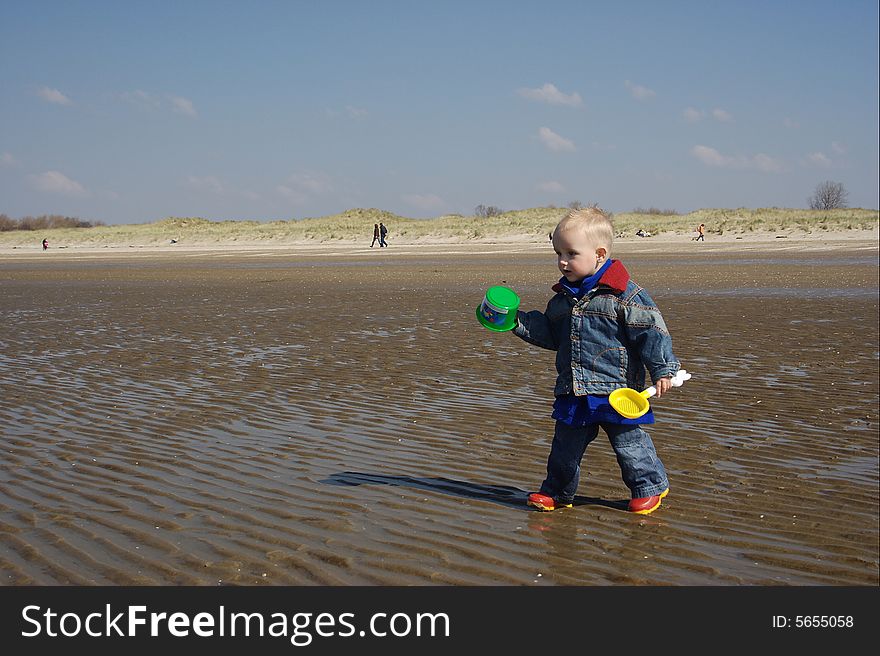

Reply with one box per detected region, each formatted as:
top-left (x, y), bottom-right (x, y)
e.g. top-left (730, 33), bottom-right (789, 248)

top-left (609, 369), bottom-right (692, 419)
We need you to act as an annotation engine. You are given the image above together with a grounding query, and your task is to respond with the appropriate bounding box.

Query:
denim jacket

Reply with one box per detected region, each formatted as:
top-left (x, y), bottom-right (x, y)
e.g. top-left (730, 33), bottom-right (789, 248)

top-left (513, 260), bottom-right (680, 396)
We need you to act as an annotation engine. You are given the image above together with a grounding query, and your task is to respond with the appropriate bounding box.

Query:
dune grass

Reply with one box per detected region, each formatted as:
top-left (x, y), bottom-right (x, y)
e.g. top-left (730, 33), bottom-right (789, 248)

top-left (1, 206), bottom-right (877, 248)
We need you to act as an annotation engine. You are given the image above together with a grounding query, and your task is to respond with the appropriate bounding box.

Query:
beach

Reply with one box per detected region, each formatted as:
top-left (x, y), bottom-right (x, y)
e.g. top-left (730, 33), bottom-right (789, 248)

top-left (1, 235), bottom-right (877, 585)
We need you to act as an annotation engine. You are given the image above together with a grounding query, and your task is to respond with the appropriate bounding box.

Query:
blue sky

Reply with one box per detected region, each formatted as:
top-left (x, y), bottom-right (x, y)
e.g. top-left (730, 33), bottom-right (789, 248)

top-left (1, 0), bottom-right (877, 224)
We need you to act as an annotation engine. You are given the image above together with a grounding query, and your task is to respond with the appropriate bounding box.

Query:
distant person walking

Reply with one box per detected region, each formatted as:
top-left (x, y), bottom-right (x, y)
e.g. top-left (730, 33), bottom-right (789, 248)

top-left (693, 223), bottom-right (705, 242)
top-left (379, 222), bottom-right (388, 247)
top-left (371, 223), bottom-right (380, 247)
top-left (42, 238), bottom-right (49, 251)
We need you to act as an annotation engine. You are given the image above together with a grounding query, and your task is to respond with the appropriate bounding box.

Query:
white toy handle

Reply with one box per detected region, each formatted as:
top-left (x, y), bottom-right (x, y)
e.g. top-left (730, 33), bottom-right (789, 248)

top-left (673, 369), bottom-right (692, 385)
top-left (643, 369), bottom-right (692, 399)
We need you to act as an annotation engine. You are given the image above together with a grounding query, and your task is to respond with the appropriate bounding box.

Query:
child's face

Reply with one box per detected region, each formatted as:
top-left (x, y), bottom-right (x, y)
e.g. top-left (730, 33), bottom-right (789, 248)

top-left (553, 226), bottom-right (606, 282)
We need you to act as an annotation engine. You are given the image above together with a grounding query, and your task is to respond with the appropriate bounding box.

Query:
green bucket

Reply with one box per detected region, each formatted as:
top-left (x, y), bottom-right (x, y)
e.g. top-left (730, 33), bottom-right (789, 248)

top-left (476, 286), bottom-right (520, 332)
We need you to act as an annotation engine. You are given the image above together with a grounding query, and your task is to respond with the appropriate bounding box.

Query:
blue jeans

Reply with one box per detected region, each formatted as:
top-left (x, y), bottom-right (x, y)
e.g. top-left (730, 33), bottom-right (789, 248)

top-left (539, 420), bottom-right (669, 502)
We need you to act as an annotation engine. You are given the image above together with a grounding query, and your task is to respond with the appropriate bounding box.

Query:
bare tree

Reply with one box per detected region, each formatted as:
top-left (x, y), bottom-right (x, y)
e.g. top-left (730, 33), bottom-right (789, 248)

top-left (474, 204), bottom-right (503, 218)
top-left (808, 181), bottom-right (848, 210)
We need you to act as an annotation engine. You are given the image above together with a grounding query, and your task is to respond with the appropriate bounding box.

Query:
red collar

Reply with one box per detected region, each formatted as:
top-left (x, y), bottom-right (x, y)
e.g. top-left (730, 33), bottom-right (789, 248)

top-left (552, 259), bottom-right (630, 294)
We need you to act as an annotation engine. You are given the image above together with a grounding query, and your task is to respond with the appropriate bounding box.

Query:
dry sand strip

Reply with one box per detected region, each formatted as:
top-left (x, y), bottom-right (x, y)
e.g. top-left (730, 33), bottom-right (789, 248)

top-left (1, 228), bottom-right (878, 260)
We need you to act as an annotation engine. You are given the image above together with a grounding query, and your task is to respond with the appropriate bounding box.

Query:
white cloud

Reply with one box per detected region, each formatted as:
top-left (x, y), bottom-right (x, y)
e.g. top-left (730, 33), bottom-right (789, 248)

top-left (0, 152), bottom-right (17, 168)
top-left (402, 193), bottom-right (445, 211)
top-left (683, 107), bottom-right (704, 122)
top-left (783, 117), bottom-right (800, 129)
top-left (831, 141), bottom-right (846, 155)
top-left (29, 170), bottom-right (88, 196)
top-left (169, 95), bottom-right (197, 117)
top-left (121, 89), bottom-right (162, 110)
top-left (625, 80), bottom-right (655, 101)
top-left (287, 173), bottom-right (332, 194)
top-left (276, 185), bottom-right (308, 203)
top-left (805, 152), bottom-right (832, 168)
top-left (277, 172), bottom-right (333, 203)
top-left (185, 176), bottom-right (224, 193)
top-left (37, 86), bottom-right (71, 105)
top-left (537, 181), bottom-right (565, 193)
top-left (183, 176), bottom-right (263, 202)
top-left (685, 107), bottom-right (732, 122)
top-left (121, 90), bottom-right (197, 117)
top-left (691, 145), bottom-right (728, 167)
top-left (538, 127), bottom-right (575, 152)
top-left (517, 83), bottom-right (583, 107)
top-left (325, 105), bottom-right (369, 119)
top-left (751, 153), bottom-right (784, 173)
top-left (691, 145), bottom-right (783, 172)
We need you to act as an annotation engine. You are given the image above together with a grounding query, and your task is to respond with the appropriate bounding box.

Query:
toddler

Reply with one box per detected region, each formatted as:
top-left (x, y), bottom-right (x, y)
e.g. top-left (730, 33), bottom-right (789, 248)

top-left (513, 207), bottom-right (680, 514)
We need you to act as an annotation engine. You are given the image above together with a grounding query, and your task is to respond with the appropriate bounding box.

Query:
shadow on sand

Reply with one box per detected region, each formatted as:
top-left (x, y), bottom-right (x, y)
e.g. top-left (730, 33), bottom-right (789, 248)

top-left (323, 471), bottom-right (627, 511)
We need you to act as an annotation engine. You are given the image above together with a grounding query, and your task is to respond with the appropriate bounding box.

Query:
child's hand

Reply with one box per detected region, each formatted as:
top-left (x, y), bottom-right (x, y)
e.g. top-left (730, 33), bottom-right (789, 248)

top-left (653, 377), bottom-right (673, 398)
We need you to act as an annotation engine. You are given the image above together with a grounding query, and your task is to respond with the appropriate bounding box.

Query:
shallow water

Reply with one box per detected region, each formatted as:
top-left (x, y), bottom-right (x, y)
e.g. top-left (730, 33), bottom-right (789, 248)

top-left (1, 250), bottom-right (877, 585)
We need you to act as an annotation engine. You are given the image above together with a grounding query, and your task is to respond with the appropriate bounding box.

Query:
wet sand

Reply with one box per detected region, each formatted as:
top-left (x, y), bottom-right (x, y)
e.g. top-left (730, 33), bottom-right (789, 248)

top-left (1, 240), bottom-right (878, 585)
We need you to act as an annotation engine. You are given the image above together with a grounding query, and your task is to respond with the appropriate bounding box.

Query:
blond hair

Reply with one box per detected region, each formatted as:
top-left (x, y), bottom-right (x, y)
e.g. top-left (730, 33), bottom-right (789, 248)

top-left (554, 205), bottom-right (613, 251)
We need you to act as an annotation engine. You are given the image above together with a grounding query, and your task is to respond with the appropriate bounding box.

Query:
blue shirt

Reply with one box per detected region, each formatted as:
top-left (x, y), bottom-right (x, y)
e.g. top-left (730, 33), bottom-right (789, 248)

top-left (552, 393), bottom-right (655, 426)
top-left (553, 260), bottom-right (655, 426)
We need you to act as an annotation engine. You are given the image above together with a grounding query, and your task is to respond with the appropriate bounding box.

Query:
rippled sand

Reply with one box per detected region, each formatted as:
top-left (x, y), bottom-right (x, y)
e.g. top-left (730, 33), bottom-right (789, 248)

top-left (1, 242), bottom-right (877, 585)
